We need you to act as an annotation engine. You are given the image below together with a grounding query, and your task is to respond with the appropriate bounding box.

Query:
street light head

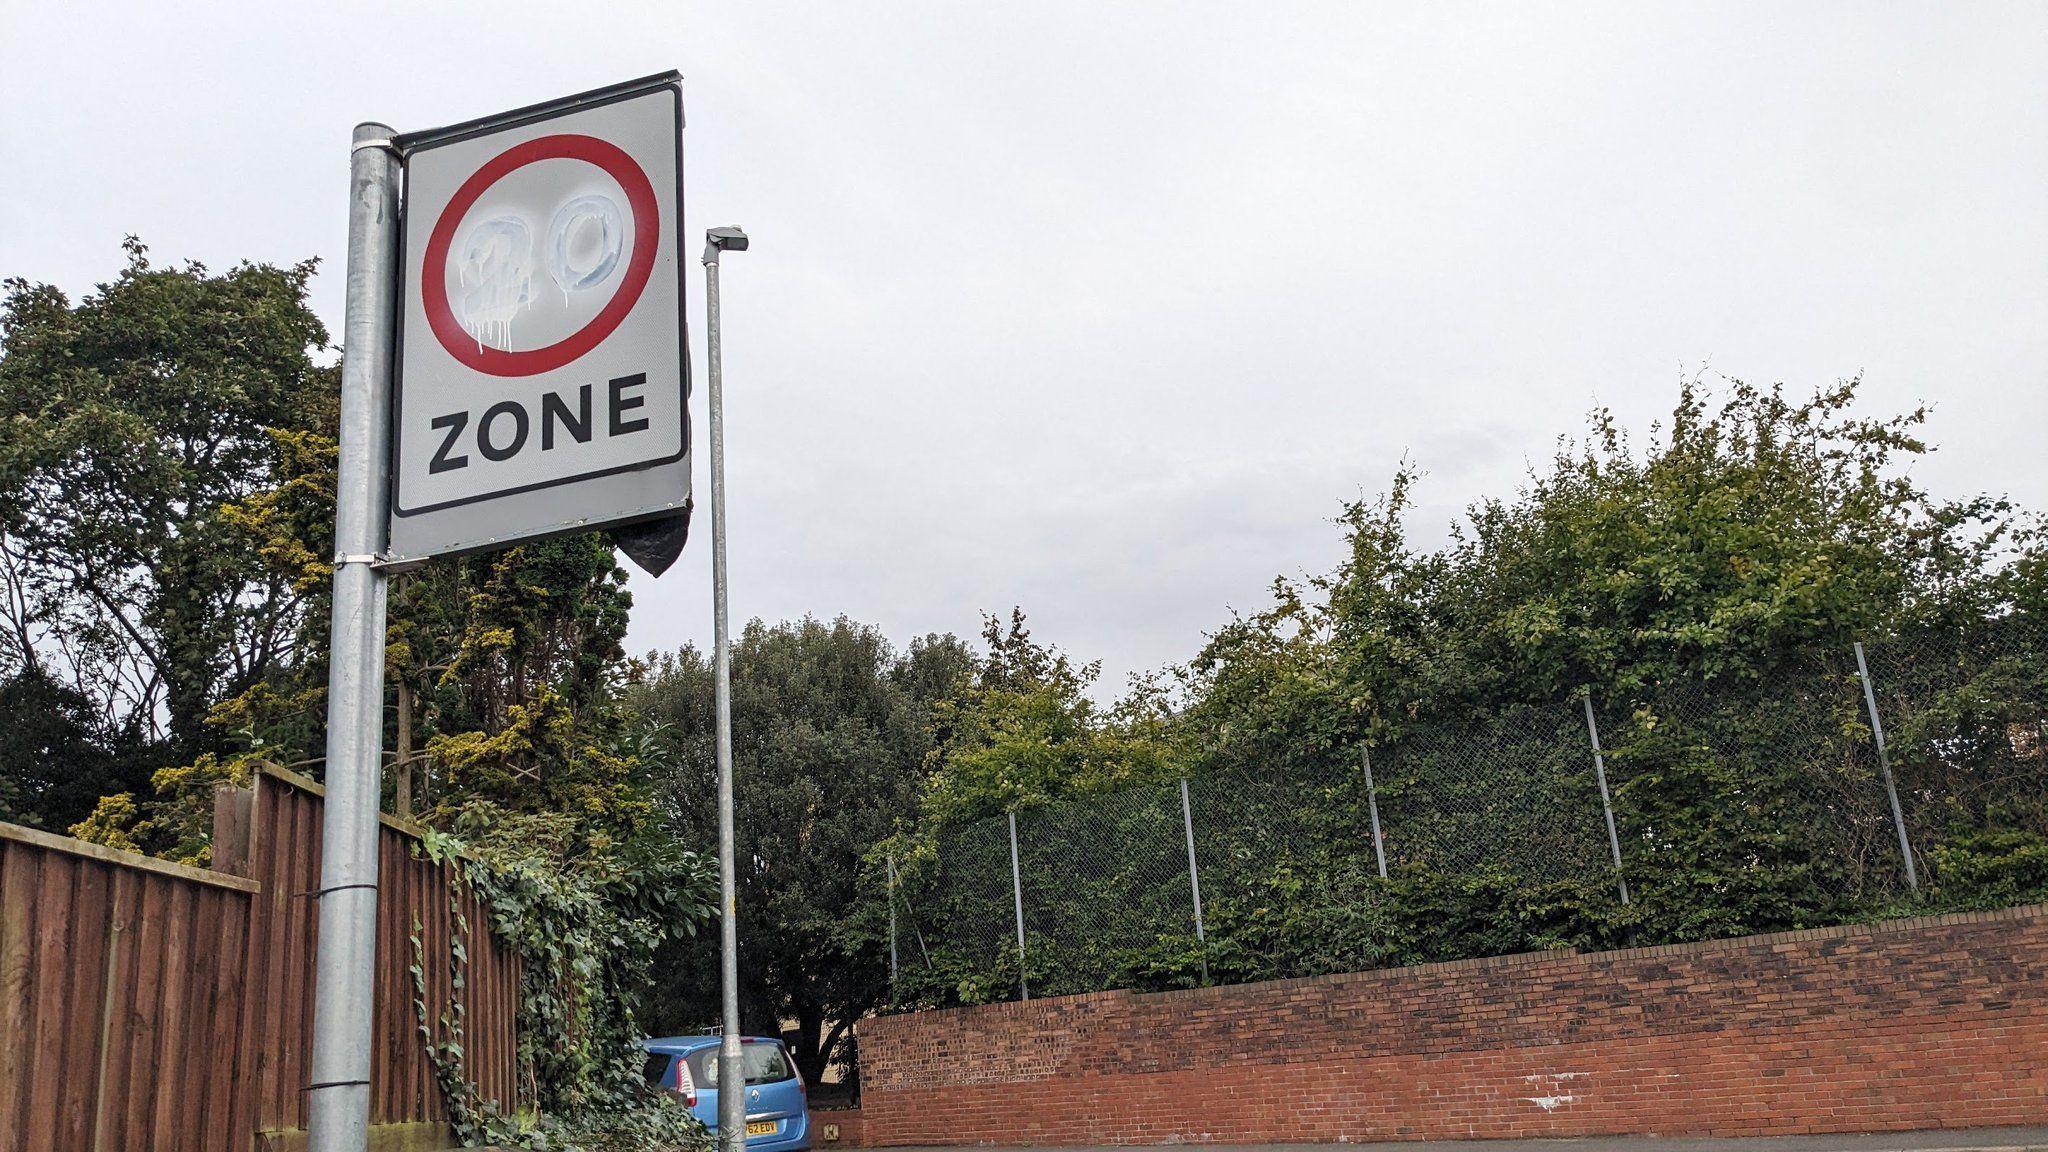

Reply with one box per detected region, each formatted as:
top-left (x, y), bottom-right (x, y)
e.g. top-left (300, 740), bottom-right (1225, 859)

top-left (703, 226), bottom-right (749, 263)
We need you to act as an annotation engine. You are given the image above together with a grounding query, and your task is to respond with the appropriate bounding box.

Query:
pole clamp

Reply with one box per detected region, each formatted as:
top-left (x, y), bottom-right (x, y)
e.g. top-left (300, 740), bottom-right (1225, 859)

top-left (351, 136), bottom-right (399, 155)
top-left (294, 882), bottom-right (379, 901)
top-left (333, 552), bottom-right (383, 568)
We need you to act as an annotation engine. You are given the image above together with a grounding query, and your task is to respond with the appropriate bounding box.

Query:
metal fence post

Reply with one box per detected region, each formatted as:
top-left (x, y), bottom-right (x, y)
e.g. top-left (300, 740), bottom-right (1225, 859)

top-left (1177, 778), bottom-right (1209, 983)
top-left (1580, 694), bottom-right (1632, 905)
top-left (1855, 641), bottom-right (1921, 892)
top-left (1008, 811), bottom-right (1029, 1000)
top-left (912, 910), bottom-right (933, 970)
top-left (885, 855), bottom-right (900, 995)
top-left (1362, 745), bottom-right (1389, 880)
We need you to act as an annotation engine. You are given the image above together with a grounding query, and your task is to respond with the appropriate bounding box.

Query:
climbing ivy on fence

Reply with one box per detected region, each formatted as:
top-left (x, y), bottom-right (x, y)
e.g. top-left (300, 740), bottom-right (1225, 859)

top-left (412, 817), bottom-right (716, 1151)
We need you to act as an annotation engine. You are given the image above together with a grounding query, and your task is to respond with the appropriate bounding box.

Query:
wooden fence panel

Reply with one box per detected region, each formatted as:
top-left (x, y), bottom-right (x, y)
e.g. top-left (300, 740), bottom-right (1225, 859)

top-left (0, 823), bottom-right (259, 1152)
top-left (210, 765), bottom-right (524, 1141)
top-left (0, 762), bottom-right (523, 1151)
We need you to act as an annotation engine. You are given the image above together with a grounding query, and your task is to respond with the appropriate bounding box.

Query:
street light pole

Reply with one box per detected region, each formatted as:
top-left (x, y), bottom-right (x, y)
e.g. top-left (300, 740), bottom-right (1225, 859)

top-left (704, 225), bottom-right (750, 1152)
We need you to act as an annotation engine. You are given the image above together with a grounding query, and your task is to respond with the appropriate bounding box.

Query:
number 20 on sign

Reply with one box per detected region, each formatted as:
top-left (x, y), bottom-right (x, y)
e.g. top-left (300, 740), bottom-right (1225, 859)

top-left (386, 74), bottom-right (689, 564)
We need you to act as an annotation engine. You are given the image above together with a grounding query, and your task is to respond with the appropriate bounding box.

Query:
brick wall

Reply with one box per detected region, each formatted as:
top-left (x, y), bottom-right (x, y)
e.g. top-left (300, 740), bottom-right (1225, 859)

top-left (814, 1106), bottom-right (867, 1148)
top-left (858, 905), bottom-right (2048, 1145)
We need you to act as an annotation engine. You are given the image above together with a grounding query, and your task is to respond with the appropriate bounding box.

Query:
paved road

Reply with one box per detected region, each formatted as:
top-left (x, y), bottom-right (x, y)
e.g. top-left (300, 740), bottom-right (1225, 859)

top-left (878, 1129), bottom-right (2048, 1152)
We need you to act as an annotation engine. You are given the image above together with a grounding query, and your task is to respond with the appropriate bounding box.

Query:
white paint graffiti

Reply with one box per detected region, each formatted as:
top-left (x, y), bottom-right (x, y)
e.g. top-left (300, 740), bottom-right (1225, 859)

top-left (1519, 1071), bottom-right (1589, 1112)
top-left (547, 194), bottom-right (625, 303)
top-left (456, 215), bottom-right (533, 352)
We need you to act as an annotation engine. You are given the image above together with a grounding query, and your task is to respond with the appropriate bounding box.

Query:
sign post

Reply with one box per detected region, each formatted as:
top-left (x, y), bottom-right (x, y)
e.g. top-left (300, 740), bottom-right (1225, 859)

top-left (310, 74), bottom-right (694, 1152)
top-left (307, 120), bottom-right (401, 1152)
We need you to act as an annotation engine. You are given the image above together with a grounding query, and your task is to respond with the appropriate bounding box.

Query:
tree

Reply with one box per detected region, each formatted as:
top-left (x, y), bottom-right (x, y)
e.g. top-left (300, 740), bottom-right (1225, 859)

top-left (0, 242), bottom-right (334, 837)
top-left (415, 535), bottom-right (647, 826)
top-left (1, 241), bottom-right (664, 871)
top-left (0, 665), bottom-right (148, 831)
top-left (210, 426), bottom-right (651, 830)
top-left (3, 240), bottom-right (723, 1142)
top-left (631, 617), bottom-right (972, 1087)
top-left (1189, 377), bottom-right (2029, 768)
top-left (1178, 376), bottom-right (2044, 956)
top-left (903, 379), bottom-right (2046, 1008)
top-left (916, 609), bottom-right (1186, 826)
top-left (0, 241), bottom-right (333, 755)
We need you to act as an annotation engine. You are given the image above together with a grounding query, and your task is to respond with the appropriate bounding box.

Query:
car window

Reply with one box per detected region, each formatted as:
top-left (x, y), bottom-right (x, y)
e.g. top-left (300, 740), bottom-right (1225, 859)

top-left (641, 1052), bottom-right (673, 1087)
top-left (690, 1042), bottom-right (796, 1085)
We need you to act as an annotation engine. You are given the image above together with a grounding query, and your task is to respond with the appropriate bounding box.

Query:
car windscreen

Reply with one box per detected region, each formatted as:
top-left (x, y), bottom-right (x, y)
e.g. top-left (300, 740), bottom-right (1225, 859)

top-left (689, 1041), bottom-right (796, 1086)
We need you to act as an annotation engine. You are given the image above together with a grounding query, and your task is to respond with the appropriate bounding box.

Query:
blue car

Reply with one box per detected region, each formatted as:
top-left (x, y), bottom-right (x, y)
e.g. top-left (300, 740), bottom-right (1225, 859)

top-left (642, 1035), bottom-right (811, 1151)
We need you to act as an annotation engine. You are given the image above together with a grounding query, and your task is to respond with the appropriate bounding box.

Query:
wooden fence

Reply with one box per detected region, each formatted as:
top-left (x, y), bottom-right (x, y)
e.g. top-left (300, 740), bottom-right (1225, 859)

top-left (0, 821), bottom-right (258, 1152)
top-left (210, 765), bottom-right (523, 1136)
top-left (0, 764), bottom-right (521, 1152)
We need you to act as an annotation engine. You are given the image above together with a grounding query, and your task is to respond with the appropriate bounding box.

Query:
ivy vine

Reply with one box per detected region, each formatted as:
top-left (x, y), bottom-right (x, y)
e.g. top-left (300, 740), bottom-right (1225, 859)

top-left (411, 815), bottom-right (716, 1151)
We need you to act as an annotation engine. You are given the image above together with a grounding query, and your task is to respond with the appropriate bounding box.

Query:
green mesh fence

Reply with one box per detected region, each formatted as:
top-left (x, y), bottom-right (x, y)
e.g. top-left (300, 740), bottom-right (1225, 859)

top-left (893, 623), bottom-right (2048, 1005)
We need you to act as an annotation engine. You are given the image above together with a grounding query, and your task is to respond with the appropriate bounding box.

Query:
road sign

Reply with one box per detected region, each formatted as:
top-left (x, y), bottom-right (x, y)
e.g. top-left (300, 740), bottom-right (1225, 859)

top-left (386, 73), bottom-right (688, 564)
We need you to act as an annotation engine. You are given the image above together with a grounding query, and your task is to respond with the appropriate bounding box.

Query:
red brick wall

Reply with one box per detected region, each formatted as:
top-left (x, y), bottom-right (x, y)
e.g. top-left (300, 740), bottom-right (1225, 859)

top-left (858, 905), bottom-right (2048, 1145)
top-left (814, 1106), bottom-right (866, 1148)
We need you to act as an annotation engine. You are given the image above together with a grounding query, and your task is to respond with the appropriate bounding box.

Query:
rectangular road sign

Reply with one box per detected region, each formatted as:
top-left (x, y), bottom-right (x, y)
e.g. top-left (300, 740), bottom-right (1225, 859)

top-left (386, 73), bottom-right (688, 564)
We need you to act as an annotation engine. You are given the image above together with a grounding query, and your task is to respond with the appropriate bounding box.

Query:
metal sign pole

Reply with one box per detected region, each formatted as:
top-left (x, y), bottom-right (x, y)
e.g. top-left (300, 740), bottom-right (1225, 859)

top-left (307, 122), bottom-right (400, 1152)
top-left (704, 226), bottom-right (749, 1152)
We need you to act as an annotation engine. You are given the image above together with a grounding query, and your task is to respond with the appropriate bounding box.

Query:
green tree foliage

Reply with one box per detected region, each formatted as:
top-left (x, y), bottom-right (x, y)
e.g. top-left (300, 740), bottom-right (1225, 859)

top-left (0, 243), bottom-right (332, 831)
top-left (0, 241), bottom-right (333, 754)
top-left (0, 665), bottom-right (139, 830)
top-left (2, 241), bottom-right (712, 1140)
top-left (1194, 380), bottom-right (2018, 760)
top-left (630, 617), bottom-right (973, 1087)
top-left (1, 241), bottom-right (662, 860)
top-left (411, 535), bottom-right (647, 828)
top-left (917, 609), bottom-right (1186, 825)
top-left (1194, 381), bottom-right (2043, 952)
top-left (185, 404), bottom-right (649, 839)
top-left (884, 611), bottom-right (1194, 1006)
top-left (903, 380), bottom-right (2048, 1006)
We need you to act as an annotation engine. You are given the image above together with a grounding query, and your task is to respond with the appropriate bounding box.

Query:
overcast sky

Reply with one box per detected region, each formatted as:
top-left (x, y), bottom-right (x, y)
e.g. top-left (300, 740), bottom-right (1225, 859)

top-left (4, 2), bottom-right (2044, 692)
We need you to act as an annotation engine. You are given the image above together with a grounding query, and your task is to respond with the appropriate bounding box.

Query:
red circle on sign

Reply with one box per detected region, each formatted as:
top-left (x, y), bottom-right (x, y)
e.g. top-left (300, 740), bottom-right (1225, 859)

top-left (421, 133), bottom-right (660, 377)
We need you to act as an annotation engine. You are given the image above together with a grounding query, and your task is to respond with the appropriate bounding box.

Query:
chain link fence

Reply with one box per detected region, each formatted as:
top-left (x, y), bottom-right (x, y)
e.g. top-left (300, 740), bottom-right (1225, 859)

top-left (885, 622), bottom-right (2048, 1005)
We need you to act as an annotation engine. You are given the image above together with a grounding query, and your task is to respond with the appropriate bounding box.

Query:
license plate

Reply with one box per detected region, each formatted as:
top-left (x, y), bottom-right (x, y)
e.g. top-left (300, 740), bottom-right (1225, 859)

top-left (746, 1122), bottom-right (778, 1137)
